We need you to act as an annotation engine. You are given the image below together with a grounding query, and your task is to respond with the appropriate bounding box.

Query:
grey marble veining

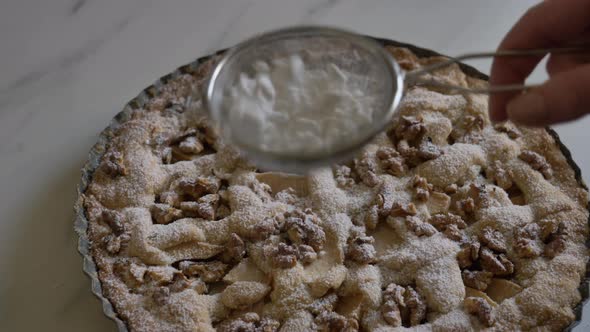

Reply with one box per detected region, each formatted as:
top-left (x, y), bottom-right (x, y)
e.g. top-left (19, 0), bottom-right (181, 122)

top-left (69, 0), bottom-right (89, 15)
top-left (0, 1), bottom-right (588, 331)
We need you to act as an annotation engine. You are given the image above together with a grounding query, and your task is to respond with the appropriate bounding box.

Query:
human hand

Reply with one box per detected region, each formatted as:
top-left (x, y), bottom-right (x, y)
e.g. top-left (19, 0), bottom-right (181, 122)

top-left (489, 0), bottom-right (590, 126)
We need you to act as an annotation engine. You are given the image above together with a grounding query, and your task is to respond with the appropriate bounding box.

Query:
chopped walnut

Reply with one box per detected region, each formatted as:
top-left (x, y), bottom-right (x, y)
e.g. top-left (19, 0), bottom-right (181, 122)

top-left (272, 242), bottom-right (298, 269)
top-left (412, 175), bottom-right (433, 202)
top-left (151, 204), bottom-right (183, 224)
top-left (152, 286), bottom-right (170, 306)
top-left (494, 122), bottom-right (521, 139)
top-left (161, 128), bottom-right (211, 162)
top-left (444, 224), bottom-right (465, 241)
top-left (284, 209), bottom-right (326, 251)
top-left (462, 270), bottom-right (493, 291)
top-left (394, 116), bottom-right (426, 142)
top-left (405, 216), bottom-right (437, 237)
top-left (404, 286), bottom-right (427, 326)
top-left (428, 213), bottom-right (467, 231)
top-left (480, 247), bottom-right (514, 276)
top-left (396, 140), bottom-right (421, 167)
top-left (468, 183), bottom-right (489, 209)
top-left (354, 152), bottom-right (379, 187)
top-left (479, 227), bottom-right (507, 253)
top-left (396, 138), bottom-right (440, 168)
top-left (250, 216), bottom-right (281, 241)
top-left (381, 283), bottom-right (426, 327)
top-left (178, 177), bottom-right (220, 199)
top-left (545, 235), bottom-right (566, 258)
top-left (464, 114), bottom-right (485, 131)
top-left (486, 160), bottom-right (513, 190)
top-left (519, 150), bottom-right (553, 179)
top-left (347, 230), bottom-right (376, 264)
top-left (390, 202), bottom-right (417, 217)
top-left (168, 272), bottom-right (190, 293)
top-left (219, 313), bottom-right (259, 332)
top-left (456, 197), bottom-right (476, 216)
top-left (177, 136), bottom-right (204, 154)
top-left (515, 237), bottom-right (542, 258)
top-left (334, 165), bottom-right (357, 187)
top-left (101, 150), bottom-right (126, 177)
top-left (258, 318), bottom-right (281, 332)
top-left (376, 147), bottom-right (406, 176)
top-left (180, 194), bottom-right (220, 220)
top-left (514, 223), bottom-right (542, 258)
top-left (223, 233), bottom-right (246, 262)
top-left (381, 283), bottom-right (405, 327)
top-left (101, 210), bottom-right (125, 235)
top-left (457, 238), bottom-right (481, 269)
top-left (374, 193), bottom-right (388, 215)
top-left (314, 311), bottom-right (357, 332)
top-left (222, 321), bottom-right (256, 332)
top-left (218, 314), bottom-right (280, 332)
top-left (539, 220), bottom-right (567, 259)
top-left (464, 297), bottom-right (495, 327)
top-left (179, 261), bottom-right (229, 282)
top-left (297, 244), bottom-right (318, 264)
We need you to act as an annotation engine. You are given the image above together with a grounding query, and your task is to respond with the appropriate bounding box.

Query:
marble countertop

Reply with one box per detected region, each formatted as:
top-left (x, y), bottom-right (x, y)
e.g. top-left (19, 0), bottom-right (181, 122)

top-left (1, 1), bottom-right (588, 331)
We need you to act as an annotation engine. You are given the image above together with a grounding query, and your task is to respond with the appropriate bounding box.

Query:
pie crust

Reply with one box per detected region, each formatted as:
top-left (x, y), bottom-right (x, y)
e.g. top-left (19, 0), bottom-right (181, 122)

top-left (80, 43), bottom-right (590, 331)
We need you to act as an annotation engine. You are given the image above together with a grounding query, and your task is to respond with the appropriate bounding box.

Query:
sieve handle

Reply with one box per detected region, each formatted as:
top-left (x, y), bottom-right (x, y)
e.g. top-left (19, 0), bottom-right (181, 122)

top-left (404, 45), bottom-right (590, 94)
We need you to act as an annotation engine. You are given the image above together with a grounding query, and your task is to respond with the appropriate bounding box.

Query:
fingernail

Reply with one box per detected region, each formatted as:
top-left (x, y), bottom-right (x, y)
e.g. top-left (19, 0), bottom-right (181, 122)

top-left (506, 92), bottom-right (546, 125)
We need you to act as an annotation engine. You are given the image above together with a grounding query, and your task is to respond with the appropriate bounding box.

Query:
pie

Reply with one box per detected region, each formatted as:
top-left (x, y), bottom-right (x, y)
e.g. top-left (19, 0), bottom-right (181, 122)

top-left (79, 42), bottom-right (590, 331)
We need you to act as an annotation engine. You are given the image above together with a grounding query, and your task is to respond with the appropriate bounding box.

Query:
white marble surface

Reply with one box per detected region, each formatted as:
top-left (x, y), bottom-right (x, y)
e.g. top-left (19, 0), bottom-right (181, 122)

top-left (0, 1), bottom-right (588, 331)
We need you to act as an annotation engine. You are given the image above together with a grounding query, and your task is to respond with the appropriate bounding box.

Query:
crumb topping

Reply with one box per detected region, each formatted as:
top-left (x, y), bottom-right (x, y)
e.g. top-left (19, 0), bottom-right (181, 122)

top-left (82, 47), bottom-right (589, 332)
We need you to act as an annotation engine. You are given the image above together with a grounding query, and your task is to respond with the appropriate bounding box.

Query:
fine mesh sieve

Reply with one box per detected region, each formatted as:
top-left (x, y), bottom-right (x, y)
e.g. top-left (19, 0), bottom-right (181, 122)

top-left (205, 26), bottom-right (589, 173)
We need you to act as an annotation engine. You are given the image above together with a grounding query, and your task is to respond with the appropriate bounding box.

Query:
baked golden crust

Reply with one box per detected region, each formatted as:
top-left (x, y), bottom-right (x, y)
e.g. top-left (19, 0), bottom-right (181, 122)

top-left (83, 46), bottom-right (589, 331)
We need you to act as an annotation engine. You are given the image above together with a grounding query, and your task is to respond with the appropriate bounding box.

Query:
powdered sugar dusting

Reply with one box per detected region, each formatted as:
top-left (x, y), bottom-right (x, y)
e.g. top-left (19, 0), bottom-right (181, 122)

top-left (82, 47), bottom-right (589, 332)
